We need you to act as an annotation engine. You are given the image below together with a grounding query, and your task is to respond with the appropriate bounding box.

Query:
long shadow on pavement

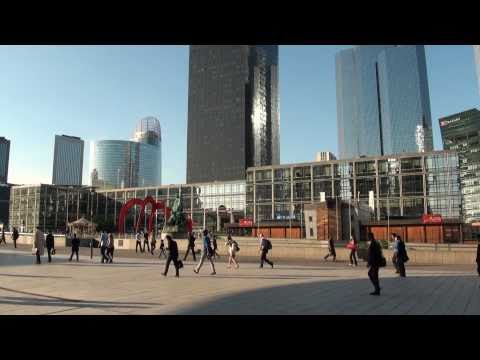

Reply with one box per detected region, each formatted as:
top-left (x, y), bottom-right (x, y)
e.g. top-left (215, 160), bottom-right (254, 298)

top-left (175, 274), bottom-right (480, 315)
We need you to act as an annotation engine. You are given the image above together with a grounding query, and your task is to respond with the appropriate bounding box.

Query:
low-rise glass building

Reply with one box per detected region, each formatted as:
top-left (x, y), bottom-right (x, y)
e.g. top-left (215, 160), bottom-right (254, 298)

top-left (246, 150), bottom-right (462, 225)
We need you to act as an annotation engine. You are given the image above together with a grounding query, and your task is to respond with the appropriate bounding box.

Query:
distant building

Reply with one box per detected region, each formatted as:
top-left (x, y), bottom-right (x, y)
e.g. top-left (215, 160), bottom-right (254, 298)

top-left (439, 108), bottom-right (480, 225)
top-left (0, 137), bottom-right (10, 184)
top-left (90, 117), bottom-right (161, 189)
top-left (187, 45), bottom-right (280, 183)
top-left (474, 45), bottom-right (480, 95)
top-left (336, 45), bottom-right (433, 159)
top-left (315, 152), bottom-right (336, 162)
top-left (52, 135), bottom-right (84, 185)
top-left (0, 183), bottom-right (10, 227)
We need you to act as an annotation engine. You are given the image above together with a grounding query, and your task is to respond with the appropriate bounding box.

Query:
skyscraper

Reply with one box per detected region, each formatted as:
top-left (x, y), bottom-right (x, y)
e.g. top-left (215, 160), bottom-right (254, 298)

top-left (336, 45), bottom-right (433, 159)
top-left (52, 135), bottom-right (84, 185)
top-left (0, 137), bottom-right (10, 184)
top-left (186, 45), bottom-right (280, 183)
top-left (90, 117), bottom-right (161, 189)
top-left (474, 45), bottom-right (480, 94)
top-left (439, 108), bottom-right (480, 224)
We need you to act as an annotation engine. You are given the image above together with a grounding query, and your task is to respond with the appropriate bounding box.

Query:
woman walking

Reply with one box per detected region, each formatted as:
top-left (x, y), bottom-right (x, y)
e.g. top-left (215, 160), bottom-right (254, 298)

top-left (158, 238), bottom-right (167, 259)
top-left (150, 234), bottom-right (156, 255)
top-left (107, 233), bottom-right (115, 263)
top-left (33, 227), bottom-right (45, 264)
top-left (367, 232), bottom-right (385, 296)
top-left (225, 234), bottom-right (239, 269)
top-left (396, 235), bottom-right (408, 277)
top-left (324, 237), bottom-right (336, 262)
top-left (347, 234), bottom-right (358, 266)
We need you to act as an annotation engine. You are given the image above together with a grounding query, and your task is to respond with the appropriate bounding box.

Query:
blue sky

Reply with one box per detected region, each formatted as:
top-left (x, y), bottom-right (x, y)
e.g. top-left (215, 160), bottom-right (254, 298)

top-left (1, 45), bottom-right (479, 186)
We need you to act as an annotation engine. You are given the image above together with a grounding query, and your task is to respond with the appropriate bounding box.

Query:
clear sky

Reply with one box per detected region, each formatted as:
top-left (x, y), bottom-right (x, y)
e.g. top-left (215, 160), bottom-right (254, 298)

top-left (1, 45), bottom-right (479, 186)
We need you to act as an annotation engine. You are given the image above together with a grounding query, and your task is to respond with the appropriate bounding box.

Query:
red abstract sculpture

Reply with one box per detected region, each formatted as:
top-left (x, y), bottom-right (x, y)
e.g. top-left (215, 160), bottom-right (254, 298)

top-left (118, 196), bottom-right (171, 235)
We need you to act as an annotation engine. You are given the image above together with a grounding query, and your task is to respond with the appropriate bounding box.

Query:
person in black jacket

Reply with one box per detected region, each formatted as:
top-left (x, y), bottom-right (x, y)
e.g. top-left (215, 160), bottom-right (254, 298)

top-left (69, 233), bottom-right (80, 262)
top-left (162, 235), bottom-right (181, 277)
top-left (324, 237), bottom-right (336, 262)
top-left (367, 232), bottom-right (383, 296)
top-left (396, 235), bottom-right (408, 277)
top-left (45, 230), bottom-right (55, 263)
top-left (0, 227), bottom-right (6, 245)
top-left (476, 237), bottom-right (480, 277)
top-left (12, 227), bottom-right (19, 248)
top-left (184, 232), bottom-right (196, 261)
top-left (143, 231), bottom-right (150, 253)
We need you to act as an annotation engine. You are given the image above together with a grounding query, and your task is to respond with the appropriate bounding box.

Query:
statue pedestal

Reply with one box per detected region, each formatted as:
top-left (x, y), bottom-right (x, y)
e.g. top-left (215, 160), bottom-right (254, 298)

top-left (161, 225), bottom-right (188, 240)
top-left (163, 225), bottom-right (178, 233)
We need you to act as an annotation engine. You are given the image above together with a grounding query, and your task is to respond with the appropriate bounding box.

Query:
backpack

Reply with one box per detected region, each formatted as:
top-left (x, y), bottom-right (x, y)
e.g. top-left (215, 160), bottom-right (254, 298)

top-left (233, 241), bottom-right (240, 252)
top-left (265, 239), bottom-right (272, 250)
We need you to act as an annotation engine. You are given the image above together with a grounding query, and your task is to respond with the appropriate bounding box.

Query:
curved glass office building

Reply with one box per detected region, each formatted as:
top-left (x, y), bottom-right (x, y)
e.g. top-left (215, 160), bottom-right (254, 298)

top-left (90, 117), bottom-right (162, 189)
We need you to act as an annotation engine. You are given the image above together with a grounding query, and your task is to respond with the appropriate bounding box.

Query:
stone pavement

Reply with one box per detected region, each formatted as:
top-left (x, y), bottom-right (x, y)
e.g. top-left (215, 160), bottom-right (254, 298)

top-left (0, 248), bottom-right (479, 315)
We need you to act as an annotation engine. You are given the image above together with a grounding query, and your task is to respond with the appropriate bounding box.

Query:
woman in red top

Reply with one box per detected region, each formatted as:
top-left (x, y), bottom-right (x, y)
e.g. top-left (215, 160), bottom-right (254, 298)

top-left (347, 234), bottom-right (358, 266)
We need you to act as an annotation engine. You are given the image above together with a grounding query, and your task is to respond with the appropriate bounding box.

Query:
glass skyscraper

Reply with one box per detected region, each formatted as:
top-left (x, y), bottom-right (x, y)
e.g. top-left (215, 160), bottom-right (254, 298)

top-left (0, 137), bottom-right (10, 184)
top-left (336, 45), bottom-right (433, 159)
top-left (186, 45), bottom-right (280, 183)
top-left (90, 117), bottom-right (161, 189)
top-left (52, 135), bottom-right (84, 186)
top-left (474, 45), bottom-right (480, 95)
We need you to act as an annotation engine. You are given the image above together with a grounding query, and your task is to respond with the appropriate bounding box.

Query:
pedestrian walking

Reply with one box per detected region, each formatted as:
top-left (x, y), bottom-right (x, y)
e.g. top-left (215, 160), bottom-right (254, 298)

top-left (12, 227), bottom-right (19, 248)
top-left (391, 233), bottom-right (399, 273)
top-left (158, 238), bottom-right (168, 259)
top-left (193, 229), bottom-right (216, 275)
top-left (324, 237), bottom-right (336, 262)
top-left (33, 227), bottom-right (45, 264)
top-left (347, 234), bottom-right (358, 266)
top-left (225, 234), bottom-right (239, 269)
top-left (99, 231), bottom-right (109, 263)
top-left (211, 233), bottom-right (220, 259)
top-left (162, 235), bottom-right (182, 277)
top-left (150, 234), bottom-right (157, 255)
top-left (367, 232), bottom-right (386, 296)
top-left (107, 233), bottom-right (115, 263)
top-left (477, 237), bottom-right (480, 277)
top-left (184, 231), bottom-right (196, 261)
top-left (0, 227), bottom-right (6, 245)
top-left (396, 235), bottom-right (408, 277)
top-left (69, 233), bottom-right (80, 262)
top-left (143, 231), bottom-right (150, 253)
top-left (45, 230), bottom-right (55, 263)
top-left (259, 234), bottom-right (274, 269)
top-left (135, 231), bottom-right (143, 253)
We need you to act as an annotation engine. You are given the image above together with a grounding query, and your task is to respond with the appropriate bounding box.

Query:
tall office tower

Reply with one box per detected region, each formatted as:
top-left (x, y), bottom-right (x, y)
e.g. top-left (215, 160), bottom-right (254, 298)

top-left (474, 45), bottom-right (480, 95)
top-left (52, 135), bottom-right (84, 185)
top-left (0, 137), bottom-right (10, 184)
top-left (90, 117), bottom-right (162, 189)
top-left (186, 45), bottom-right (280, 183)
top-left (336, 45), bottom-right (433, 159)
top-left (439, 108), bottom-right (480, 224)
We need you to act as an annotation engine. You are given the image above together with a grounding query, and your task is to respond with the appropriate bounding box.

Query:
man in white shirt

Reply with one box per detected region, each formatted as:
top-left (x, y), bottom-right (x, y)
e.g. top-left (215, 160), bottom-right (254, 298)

top-left (99, 231), bottom-right (109, 263)
top-left (136, 231), bottom-right (143, 253)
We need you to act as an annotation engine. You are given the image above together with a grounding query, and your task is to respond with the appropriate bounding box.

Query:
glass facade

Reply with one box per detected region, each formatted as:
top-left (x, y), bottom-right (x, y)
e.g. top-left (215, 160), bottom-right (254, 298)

top-left (0, 137), bottom-right (10, 184)
top-left (52, 135), bottom-right (84, 186)
top-left (440, 108), bottom-right (480, 224)
top-left (474, 45), bottom-right (480, 95)
top-left (90, 140), bottom-right (161, 190)
top-left (336, 45), bottom-right (433, 159)
top-left (246, 151), bottom-right (462, 225)
top-left (187, 45), bottom-right (280, 183)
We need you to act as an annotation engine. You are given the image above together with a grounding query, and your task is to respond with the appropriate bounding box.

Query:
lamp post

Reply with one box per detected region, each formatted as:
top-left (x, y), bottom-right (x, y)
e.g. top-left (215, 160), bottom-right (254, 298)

top-left (90, 190), bottom-right (94, 260)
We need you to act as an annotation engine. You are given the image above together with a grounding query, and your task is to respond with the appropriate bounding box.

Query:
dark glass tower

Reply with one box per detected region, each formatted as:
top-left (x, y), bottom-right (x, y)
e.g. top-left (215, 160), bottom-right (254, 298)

top-left (439, 108), bottom-right (480, 224)
top-left (186, 45), bottom-right (280, 183)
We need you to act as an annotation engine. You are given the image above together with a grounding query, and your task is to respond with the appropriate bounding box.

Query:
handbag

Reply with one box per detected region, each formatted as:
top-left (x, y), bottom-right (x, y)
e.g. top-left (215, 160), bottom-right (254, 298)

top-left (32, 247), bottom-right (38, 255)
top-left (177, 260), bottom-right (184, 269)
top-left (379, 256), bottom-right (387, 268)
top-left (51, 249), bottom-right (56, 255)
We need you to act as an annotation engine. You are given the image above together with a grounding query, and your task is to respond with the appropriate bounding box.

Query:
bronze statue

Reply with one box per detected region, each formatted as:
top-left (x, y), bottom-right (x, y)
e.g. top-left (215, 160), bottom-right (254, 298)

top-left (167, 194), bottom-right (186, 228)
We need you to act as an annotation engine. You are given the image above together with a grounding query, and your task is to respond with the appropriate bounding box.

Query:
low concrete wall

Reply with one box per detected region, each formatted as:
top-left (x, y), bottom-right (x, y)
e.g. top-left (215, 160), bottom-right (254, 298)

top-left (4, 232), bottom-right (67, 248)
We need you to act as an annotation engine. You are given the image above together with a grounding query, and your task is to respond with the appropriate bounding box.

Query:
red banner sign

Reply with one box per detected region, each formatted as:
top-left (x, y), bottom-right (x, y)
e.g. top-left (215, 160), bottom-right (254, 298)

top-left (422, 214), bottom-right (443, 224)
top-left (239, 218), bottom-right (253, 227)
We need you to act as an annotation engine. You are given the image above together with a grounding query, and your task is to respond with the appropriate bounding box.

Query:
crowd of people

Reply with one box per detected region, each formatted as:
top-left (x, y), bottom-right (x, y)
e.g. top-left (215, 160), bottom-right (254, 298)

top-left (1, 224), bottom-right (479, 297)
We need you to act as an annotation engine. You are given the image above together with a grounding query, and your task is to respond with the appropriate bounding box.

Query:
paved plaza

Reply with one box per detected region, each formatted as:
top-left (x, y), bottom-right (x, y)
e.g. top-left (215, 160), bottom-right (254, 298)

top-left (0, 248), bottom-right (479, 315)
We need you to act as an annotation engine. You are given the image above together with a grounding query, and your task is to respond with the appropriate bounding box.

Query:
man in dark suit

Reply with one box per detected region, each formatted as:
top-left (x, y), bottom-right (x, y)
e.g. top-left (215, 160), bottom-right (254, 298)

top-left (367, 232), bottom-right (383, 296)
top-left (69, 233), bottom-right (80, 262)
top-left (396, 235), bottom-right (408, 277)
top-left (45, 230), bottom-right (55, 263)
top-left (184, 232), bottom-right (196, 261)
top-left (162, 235), bottom-right (181, 277)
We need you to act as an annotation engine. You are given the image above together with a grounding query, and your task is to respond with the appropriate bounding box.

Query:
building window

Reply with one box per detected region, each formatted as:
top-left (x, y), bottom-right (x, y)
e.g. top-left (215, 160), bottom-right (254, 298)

top-left (309, 216), bottom-right (313, 222)
top-left (310, 228), bottom-right (314, 237)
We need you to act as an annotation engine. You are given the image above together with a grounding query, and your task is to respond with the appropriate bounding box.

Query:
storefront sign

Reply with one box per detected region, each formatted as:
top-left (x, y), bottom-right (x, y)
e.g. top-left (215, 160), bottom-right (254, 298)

top-left (422, 214), bottom-right (443, 224)
top-left (239, 218), bottom-right (253, 227)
